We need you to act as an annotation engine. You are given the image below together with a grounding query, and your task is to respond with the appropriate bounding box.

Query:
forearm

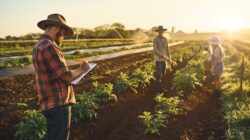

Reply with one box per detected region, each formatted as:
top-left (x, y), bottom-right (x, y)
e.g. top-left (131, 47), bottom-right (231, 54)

top-left (70, 68), bottom-right (85, 81)
top-left (155, 51), bottom-right (169, 60)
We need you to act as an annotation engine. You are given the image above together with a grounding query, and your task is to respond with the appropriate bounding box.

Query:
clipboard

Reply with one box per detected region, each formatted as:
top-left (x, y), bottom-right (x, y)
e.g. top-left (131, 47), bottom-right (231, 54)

top-left (71, 63), bottom-right (97, 85)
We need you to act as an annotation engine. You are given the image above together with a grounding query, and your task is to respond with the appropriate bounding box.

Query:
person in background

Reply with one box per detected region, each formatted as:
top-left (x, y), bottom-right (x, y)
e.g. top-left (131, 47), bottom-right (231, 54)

top-left (208, 37), bottom-right (224, 93)
top-left (153, 25), bottom-right (172, 92)
top-left (33, 14), bottom-right (90, 140)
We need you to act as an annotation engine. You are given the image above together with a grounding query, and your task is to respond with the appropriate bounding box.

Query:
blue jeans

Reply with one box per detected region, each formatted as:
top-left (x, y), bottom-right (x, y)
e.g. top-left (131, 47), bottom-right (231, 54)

top-left (155, 61), bottom-right (166, 84)
top-left (43, 105), bottom-right (71, 140)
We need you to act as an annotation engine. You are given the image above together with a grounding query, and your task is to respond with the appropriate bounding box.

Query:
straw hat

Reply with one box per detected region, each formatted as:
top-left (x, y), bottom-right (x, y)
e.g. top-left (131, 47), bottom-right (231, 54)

top-left (37, 14), bottom-right (74, 36)
top-left (155, 25), bottom-right (167, 32)
top-left (208, 37), bottom-right (222, 45)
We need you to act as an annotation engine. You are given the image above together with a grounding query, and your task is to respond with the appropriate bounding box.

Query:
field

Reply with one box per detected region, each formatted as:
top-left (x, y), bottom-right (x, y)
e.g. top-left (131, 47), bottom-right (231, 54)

top-left (0, 39), bottom-right (138, 69)
top-left (0, 37), bottom-right (250, 140)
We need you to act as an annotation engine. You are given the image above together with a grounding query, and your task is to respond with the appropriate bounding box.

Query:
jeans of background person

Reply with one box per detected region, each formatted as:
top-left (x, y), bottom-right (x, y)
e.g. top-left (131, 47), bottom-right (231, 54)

top-left (155, 61), bottom-right (166, 84)
top-left (43, 104), bottom-right (71, 140)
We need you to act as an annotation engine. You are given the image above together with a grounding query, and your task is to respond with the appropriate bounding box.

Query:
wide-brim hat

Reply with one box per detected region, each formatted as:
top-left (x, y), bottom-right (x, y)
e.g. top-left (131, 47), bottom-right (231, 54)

top-left (155, 25), bottom-right (167, 32)
top-left (208, 37), bottom-right (222, 45)
top-left (37, 14), bottom-right (74, 36)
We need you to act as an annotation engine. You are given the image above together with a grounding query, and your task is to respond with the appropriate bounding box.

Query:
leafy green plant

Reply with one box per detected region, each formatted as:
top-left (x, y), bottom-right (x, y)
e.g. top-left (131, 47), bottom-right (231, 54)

top-left (138, 111), bottom-right (166, 135)
top-left (138, 94), bottom-right (182, 135)
top-left (15, 110), bottom-right (46, 140)
top-left (155, 93), bottom-right (182, 115)
top-left (172, 58), bottom-right (205, 95)
top-left (16, 103), bottom-right (28, 109)
top-left (90, 82), bottom-right (117, 103)
top-left (114, 72), bottom-right (138, 93)
top-left (114, 62), bottom-right (155, 94)
top-left (72, 93), bottom-right (99, 122)
top-left (131, 66), bottom-right (154, 88)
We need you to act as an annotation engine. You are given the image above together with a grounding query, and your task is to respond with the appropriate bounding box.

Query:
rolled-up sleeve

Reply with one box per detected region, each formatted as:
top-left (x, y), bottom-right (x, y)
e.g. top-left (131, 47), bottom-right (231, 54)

top-left (43, 45), bottom-right (72, 85)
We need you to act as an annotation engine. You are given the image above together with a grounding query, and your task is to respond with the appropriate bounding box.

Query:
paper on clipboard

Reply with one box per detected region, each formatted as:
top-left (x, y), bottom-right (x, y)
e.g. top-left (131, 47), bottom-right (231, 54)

top-left (71, 63), bottom-right (97, 85)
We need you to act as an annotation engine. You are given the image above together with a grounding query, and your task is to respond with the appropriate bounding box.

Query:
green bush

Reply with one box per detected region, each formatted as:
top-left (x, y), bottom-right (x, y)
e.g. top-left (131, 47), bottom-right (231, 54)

top-left (138, 94), bottom-right (182, 135)
top-left (172, 58), bottom-right (205, 95)
top-left (15, 110), bottom-right (46, 140)
top-left (114, 72), bottom-right (137, 93)
top-left (138, 111), bottom-right (166, 135)
top-left (90, 82), bottom-right (117, 103)
top-left (72, 93), bottom-right (100, 122)
top-left (155, 93), bottom-right (182, 115)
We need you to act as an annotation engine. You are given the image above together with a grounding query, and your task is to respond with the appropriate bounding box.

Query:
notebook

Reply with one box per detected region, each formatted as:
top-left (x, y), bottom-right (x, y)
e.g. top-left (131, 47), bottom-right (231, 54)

top-left (71, 63), bottom-right (97, 85)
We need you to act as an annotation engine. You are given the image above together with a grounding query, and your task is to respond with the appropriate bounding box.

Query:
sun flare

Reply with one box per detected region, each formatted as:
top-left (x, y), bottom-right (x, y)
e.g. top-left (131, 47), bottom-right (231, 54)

top-left (219, 16), bottom-right (244, 32)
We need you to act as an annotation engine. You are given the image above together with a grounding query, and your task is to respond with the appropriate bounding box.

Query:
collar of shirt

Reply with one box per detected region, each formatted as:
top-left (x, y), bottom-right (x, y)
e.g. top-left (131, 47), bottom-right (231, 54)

top-left (39, 34), bottom-right (53, 42)
top-left (39, 34), bottom-right (62, 51)
top-left (157, 35), bottom-right (165, 39)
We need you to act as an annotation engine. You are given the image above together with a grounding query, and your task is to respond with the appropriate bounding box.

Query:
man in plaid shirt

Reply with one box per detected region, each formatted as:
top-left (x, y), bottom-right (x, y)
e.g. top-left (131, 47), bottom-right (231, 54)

top-left (33, 14), bottom-right (90, 140)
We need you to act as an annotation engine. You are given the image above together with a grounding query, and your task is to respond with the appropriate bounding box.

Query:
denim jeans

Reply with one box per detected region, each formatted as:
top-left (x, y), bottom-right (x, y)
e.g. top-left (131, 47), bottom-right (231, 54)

top-left (43, 104), bottom-right (71, 140)
top-left (155, 61), bottom-right (166, 84)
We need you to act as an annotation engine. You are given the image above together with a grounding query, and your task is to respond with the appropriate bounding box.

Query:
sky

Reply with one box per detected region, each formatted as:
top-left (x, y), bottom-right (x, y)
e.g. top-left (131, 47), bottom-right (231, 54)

top-left (0, 0), bottom-right (250, 37)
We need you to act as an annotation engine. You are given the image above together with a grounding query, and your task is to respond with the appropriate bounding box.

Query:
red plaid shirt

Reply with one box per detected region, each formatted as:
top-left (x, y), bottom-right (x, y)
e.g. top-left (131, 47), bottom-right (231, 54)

top-left (32, 34), bottom-right (75, 111)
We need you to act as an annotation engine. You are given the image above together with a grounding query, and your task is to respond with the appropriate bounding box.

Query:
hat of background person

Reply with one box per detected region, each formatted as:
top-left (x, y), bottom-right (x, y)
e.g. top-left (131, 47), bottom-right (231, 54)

top-left (155, 25), bottom-right (167, 32)
top-left (208, 37), bottom-right (222, 45)
top-left (37, 13), bottom-right (74, 36)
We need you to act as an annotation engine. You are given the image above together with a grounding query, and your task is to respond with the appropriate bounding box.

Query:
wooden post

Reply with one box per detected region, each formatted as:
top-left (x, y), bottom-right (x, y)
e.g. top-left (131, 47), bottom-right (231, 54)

top-left (240, 56), bottom-right (245, 93)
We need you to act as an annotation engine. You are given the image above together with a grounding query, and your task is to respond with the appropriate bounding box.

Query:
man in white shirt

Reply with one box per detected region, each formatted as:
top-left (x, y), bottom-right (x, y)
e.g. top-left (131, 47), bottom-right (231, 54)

top-left (153, 25), bottom-right (172, 92)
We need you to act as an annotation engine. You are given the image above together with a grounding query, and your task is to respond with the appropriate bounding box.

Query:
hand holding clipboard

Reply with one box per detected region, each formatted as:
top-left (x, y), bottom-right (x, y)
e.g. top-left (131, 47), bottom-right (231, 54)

top-left (71, 63), bottom-right (97, 85)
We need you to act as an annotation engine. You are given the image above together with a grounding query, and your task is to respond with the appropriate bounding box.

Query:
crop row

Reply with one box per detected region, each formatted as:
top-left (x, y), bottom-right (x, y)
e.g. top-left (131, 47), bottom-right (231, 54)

top-left (137, 45), bottom-right (206, 135)
top-left (220, 47), bottom-right (250, 140)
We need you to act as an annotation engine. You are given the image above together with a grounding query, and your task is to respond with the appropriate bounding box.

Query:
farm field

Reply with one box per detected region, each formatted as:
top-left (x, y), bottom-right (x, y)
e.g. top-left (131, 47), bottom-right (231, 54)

top-left (1, 39), bottom-right (249, 140)
top-left (0, 32), bottom-right (249, 140)
top-left (0, 39), bottom-right (140, 69)
top-left (0, 39), bottom-right (136, 57)
top-left (2, 0), bottom-right (250, 139)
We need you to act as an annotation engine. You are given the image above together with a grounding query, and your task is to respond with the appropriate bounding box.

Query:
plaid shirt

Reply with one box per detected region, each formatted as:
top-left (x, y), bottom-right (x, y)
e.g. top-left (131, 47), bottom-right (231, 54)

top-left (32, 34), bottom-right (75, 111)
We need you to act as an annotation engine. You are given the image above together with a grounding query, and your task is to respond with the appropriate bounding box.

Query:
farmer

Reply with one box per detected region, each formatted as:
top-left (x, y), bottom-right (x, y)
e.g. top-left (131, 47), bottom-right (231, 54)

top-left (33, 14), bottom-right (90, 140)
top-left (153, 25), bottom-right (172, 92)
top-left (208, 37), bottom-right (224, 93)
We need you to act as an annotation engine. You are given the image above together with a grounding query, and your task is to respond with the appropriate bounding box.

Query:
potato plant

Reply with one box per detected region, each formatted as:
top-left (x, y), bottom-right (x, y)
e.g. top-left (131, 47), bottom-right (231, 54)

top-left (15, 110), bottom-right (46, 140)
top-left (138, 94), bottom-right (182, 135)
top-left (114, 72), bottom-right (136, 93)
top-left (172, 58), bottom-right (205, 95)
top-left (91, 82), bottom-right (117, 103)
top-left (72, 93), bottom-right (100, 122)
top-left (155, 93), bottom-right (182, 115)
top-left (138, 111), bottom-right (166, 135)
top-left (114, 62), bottom-right (155, 94)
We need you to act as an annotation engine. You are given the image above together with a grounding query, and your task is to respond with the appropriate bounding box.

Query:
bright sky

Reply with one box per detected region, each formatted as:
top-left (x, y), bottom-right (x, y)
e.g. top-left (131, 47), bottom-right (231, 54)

top-left (0, 0), bottom-right (250, 37)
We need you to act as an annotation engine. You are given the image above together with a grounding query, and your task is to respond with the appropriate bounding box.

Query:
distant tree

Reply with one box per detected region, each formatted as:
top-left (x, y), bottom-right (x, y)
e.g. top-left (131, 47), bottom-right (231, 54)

top-left (95, 24), bottom-right (111, 31)
top-left (5, 35), bottom-right (12, 40)
top-left (135, 28), bottom-right (145, 32)
top-left (79, 29), bottom-right (95, 38)
top-left (149, 26), bottom-right (158, 33)
top-left (21, 33), bottom-right (40, 40)
top-left (176, 30), bottom-right (185, 34)
top-left (111, 23), bottom-right (125, 30)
